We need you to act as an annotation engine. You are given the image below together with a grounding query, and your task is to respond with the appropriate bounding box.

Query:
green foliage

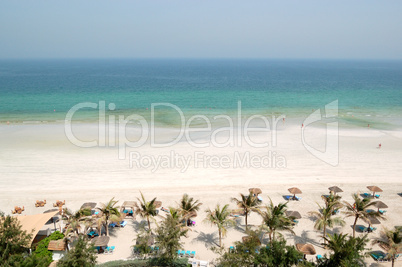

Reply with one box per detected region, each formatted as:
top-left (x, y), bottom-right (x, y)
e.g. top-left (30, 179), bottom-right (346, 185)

top-left (134, 223), bottom-right (153, 255)
top-left (96, 259), bottom-right (149, 267)
top-left (155, 211), bottom-right (188, 265)
top-left (33, 231), bottom-right (65, 266)
top-left (204, 204), bottom-right (236, 247)
top-left (135, 192), bottom-right (158, 231)
top-left (372, 226), bottom-right (402, 267)
top-left (57, 236), bottom-right (97, 267)
top-left (216, 238), bottom-right (306, 267)
top-left (96, 198), bottom-right (120, 236)
top-left (309, 200), bottom-right (345, 244)
top-left (343, 193), bottom-right (384, 238)
top-left (231, 193), bottom-right (260, 230)
top-left (95, 258), bottom-right (188, 267)
top-left (179, 193), bottom-right (202, 219)
top-left (258, 198), bottom-right (295, 242)
top-left (0, 214), bottom-right (32, 263)
top-left (317, 233), bottom-right (369, 267)
top-left (148, 257), bottom-right (189, 267)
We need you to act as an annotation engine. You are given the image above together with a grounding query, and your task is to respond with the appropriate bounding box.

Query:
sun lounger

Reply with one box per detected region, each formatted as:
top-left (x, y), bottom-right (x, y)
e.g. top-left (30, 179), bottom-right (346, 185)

top-left (358, 225), bottom-right (368, 233)
top-left (192, 261), bottom-right (198, 267)
top-left (284, 195), bottom-right (292, 200)
top-left (191, 251), bottom-right (196, 257)
top-left (379, 209), bottom-right (387, 214)
top-left (363, 193), bottom-right (380, 198)
top-left (371, 251), bottom-right (388, 262)
top-left (180, 250), bottom-right (185, 257)
top-left (316, 254), bottom-right (323, 261)
top-left (109, 222), bottom-right (117, 228)
top-left (120, 221), bottom-right (127, 227)
top-left (185, 250), bottom-right (191, 257)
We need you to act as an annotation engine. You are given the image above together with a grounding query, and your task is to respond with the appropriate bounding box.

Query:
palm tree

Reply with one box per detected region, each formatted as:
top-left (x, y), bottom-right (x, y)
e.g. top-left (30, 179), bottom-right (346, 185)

top-left (322, 192), bottom-right (343, 212)
top-left (257, 198), bottom-right (295, 243)
top-left (155, 208), bottom-right (188, 264)
top-left (135, 191), bottom-right (158, 231)
top-left (96, 197), bottom-right (120, 236)
top-left (372, 227), bottom-right (402, 267)
top-left (343, 193), bottom-right (384, 238)
top-left (231, 192), bottom-right (260, 231)
top-left (178, 194), bottom-right (202, 220)
top-left (309, 202), bottom-right (345, 244)
top-left (204, 204), bottom-right (236, 247)
top-left (322, 233), bottom-right (368, 266)
top-left (62, 208), bottom-right (92, 236)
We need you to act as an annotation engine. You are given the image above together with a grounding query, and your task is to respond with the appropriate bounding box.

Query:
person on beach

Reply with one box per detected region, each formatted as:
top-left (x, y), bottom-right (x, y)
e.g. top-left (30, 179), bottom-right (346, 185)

top-left (379, 143), bottom-right (381, 149)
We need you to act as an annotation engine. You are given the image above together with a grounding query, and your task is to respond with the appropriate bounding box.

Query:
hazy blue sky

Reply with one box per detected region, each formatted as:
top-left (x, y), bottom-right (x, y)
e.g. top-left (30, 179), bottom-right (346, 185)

top-left (1, 1), bottom-right (401, 59)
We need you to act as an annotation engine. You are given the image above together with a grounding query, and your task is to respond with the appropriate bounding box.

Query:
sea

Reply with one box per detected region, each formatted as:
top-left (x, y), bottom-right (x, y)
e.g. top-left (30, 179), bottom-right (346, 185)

top-left (0, 59), bottom-right (401, 130)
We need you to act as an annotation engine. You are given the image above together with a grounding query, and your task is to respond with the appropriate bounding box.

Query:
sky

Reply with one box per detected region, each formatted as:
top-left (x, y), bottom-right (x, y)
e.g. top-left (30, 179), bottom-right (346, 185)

top-left (0, 1), bottom-right (401, 59)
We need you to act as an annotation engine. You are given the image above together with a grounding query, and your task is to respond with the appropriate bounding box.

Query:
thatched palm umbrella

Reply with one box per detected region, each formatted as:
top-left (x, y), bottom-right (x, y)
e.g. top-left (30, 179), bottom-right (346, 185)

top-left (249, 188), bottom-right (262, 196)
top-left (375, 201), bottom-right (388, 212)
top-left (328, 186), bottom-right (343, 195)
top-left (80, 202), bottom-right (97, 210)
top-left (288, 187), bottom-right (302, 199)
top-left (367, 216), bottom-right (381, 232)
top-left (367, 186), bottom-right (383, 198)
top-left (286, 210), bottom-right (302, 219)
top-left (296, 243), bottom-right (316, 258)
top-left (91, 236), bottom-right (110, 247)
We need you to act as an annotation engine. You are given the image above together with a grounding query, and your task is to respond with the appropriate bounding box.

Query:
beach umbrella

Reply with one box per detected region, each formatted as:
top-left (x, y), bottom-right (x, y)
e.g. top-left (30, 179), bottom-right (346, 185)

top-left (367, 186), bottom-right (383, 198)
top-left (296, 243), bottom-right (316, 255)
top-left (43, 209), bottom-right (59, 214)
top-left (367, 215), bottom-right (381, 232)
top-left (154, 201), bottom-right (162, 209)
top-left (288, 187), bottom-right (302, 199)
top-left (249, 188), bottom-right (262, 196)
top-left (286, 210), bottom-right (302, 219)
top-left (80, 202), bottom-right (97, 210)
top-left (328, 186), bottom-right (343, 194)
top-left (375, 201), bottom-right (388, 212)
top-left (91, 236), bottom-right (110, 247)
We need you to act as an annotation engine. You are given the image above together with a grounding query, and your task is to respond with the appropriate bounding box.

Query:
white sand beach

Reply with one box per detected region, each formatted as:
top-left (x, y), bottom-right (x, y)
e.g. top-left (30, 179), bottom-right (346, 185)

top-left (0, 120), bottom-right (401, 265)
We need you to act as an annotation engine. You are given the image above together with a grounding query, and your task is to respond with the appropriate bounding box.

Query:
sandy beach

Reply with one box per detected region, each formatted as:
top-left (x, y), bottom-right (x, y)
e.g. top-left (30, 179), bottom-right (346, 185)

top-left (1, 120), bottom-right (401, 265)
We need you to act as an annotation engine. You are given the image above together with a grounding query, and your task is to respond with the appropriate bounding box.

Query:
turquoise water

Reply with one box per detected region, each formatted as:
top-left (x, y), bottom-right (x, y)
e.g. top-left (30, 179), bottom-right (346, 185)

top-left (0, 59), bottom-right (401, 129)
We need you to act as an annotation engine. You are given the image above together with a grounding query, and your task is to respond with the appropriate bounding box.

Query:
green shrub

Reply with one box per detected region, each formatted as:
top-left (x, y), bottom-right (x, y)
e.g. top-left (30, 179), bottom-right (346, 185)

top-left (33, 231), bottom-right (65, 265)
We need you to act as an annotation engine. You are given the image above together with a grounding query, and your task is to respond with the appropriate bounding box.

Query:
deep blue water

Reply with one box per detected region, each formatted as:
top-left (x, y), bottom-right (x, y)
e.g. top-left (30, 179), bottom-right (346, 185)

top-left (0, 59), bottom-right (401, 128)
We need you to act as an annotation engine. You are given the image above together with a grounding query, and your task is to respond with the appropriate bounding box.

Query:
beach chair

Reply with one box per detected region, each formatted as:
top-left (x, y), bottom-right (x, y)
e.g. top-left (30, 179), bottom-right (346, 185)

top-left (284, 195), bottom-right (292, 200)
top-left (316, 254), bottom-right (323, 261)
top-left (371, 251), bottom-right (388, 262)
top-left (379, 209), bottom-right (387, 214)
top-left (192, 261), bottom-right (198, 267)
top-left (229, 246), bottom-right (235, 252)
top-left (179, 250), bottom-right (185, 257)
top-left (295, 196), bottom-right (302, 201)
top-left (358, 225), bottom-right (368, 233)
top-left (366, 209), bottom-right (375, 213)
top-left (293, 219), bottom-right (299, 224)
top-left (185, 250), bottom-right (191, 257)
top-left (120, 220), bottom-right (127, 227)
top-left (109, 222), bottom-right (117, 228)
top-left (190, 251), bottom-right (196, 257)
